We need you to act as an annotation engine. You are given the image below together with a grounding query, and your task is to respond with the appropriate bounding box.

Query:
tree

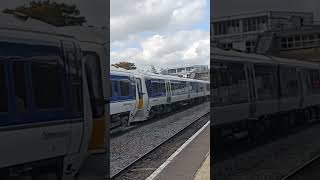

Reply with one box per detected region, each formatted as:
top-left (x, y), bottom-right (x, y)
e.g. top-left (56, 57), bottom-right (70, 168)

top-left (112, 61), bottom-right (137, 70)
top-left (3, 0), bottom-right (86, 26)
top-left (150, 65), bottom-right (157, 74)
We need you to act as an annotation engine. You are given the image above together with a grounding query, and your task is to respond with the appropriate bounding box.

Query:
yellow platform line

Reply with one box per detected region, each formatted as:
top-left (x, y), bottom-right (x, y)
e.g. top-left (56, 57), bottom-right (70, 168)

top-left (194, 152), bottom-right (210, 180)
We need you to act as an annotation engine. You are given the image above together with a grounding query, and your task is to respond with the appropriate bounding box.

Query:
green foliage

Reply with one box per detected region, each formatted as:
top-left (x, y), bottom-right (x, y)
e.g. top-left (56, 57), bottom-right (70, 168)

top-left (3, 0), bottom-right (86, 26)
top-left (112, 61), bottom-right (137, 70)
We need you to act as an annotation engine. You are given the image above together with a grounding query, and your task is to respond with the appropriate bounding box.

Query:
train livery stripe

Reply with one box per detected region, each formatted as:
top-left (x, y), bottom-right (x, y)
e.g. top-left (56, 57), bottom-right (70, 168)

top-left (88, 115), bottom-right (106, 152)
top-left (0, 118), bottom-right (82, 132)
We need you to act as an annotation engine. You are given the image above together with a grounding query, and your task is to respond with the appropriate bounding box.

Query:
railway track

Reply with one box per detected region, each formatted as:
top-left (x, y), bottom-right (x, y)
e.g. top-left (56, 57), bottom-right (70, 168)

top-left (281, 153), bottom-right (320, 180)
top-left (110, 112), bottom-right (210, 180)
top-left (110, 101), bottom-right (208, 137)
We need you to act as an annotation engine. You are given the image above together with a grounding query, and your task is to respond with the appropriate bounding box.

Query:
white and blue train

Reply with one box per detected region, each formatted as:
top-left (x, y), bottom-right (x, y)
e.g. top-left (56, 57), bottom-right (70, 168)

top-left (110, 68), bottom-right (210, 130)
top-left (0, 16), bottom-right (108, 179)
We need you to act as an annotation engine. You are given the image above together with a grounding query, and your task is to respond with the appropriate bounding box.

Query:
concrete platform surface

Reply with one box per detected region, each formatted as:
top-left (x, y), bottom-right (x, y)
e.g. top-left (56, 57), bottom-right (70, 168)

top-left (194, 154), bottom-right (210, 180)
top-left (154, 124), bottom-right (210, 180)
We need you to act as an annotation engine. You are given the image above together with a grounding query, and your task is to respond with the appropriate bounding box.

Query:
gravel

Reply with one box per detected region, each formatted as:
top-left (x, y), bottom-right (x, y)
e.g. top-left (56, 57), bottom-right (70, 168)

top-left (110, 102), bottom-right (210, 178)
top-left (213, 122), bottom-right (320, 180)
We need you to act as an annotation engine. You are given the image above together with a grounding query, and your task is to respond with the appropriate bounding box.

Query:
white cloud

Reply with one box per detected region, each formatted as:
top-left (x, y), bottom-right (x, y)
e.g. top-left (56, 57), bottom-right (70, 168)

top-left (110, 0), bottom-right (209, 69)
top-left (110, 0), bottom-right (207, 41)
top-left (111, 30), bottom-right (209, 69)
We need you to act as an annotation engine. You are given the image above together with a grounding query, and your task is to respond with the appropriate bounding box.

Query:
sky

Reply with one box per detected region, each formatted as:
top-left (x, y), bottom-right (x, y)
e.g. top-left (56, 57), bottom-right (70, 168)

top-left (212, 0), bottom-right (320, 22)
top-left (0, 0), bottom-right (107, 27)
top-left (110, 0), bottom-right (210, 70)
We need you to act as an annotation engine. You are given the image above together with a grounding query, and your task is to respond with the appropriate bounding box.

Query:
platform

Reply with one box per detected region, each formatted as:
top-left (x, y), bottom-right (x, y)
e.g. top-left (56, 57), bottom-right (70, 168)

top-left (76, 153), bottom-right (106, 180)
top-left (149, 122), bottom-right (210, 180)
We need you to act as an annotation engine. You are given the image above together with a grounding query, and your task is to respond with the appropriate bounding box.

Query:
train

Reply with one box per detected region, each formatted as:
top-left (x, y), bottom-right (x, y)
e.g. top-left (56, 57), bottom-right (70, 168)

top-left (110, 67), bottom-right (210, 130)
top-left (211, 47), bottom-right (320, 141)
top-left (0, 15), bottom-right (108, 179)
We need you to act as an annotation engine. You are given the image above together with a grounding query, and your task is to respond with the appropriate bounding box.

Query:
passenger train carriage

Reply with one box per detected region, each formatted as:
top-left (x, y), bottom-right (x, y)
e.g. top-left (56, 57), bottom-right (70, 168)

top-left (0, 16), bottom-right (108, 179)
top-left (211, 47), bottom-right (320, 140)
top-left (110, 67), bottom-right (138, 129)
top-left (110, 69), bottom-right (209, 130)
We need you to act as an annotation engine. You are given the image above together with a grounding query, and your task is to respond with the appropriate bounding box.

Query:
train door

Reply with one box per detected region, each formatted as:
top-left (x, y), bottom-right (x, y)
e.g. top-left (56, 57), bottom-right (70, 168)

top-left (187, 81), bottom-right (191, 99)
top-left (83, 50), bottom-right (106, 152)
top-left (136, 77), bottom-right (144, 110)
top-left (245, 63), bottom-right (257, 117)
top-left (61, 41), bottom-right (83, 153)
top-left (166, 81), bottom-right (171, 103)
top-left (297, 69), bottom-right (304, 107)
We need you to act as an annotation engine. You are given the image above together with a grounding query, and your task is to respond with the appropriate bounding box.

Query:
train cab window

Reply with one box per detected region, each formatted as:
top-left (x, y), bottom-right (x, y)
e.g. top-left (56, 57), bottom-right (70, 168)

top-left (211, 61), bottom-right (248, 106)
top-left (113, 81), bottom-right (119, 96)
top-left (31, 62), bottom-right (64, 109)
top-left (0, 64), bottom-right (8, 112)
top-left (67, 51), bottom-right (79, 81)
top-left (136, 78), bottom-right (143, 99)
top-left (110, 81), bottom-right (113, 97)
top-left (120, 80), bottom-right (130, 96)
top-left (254, 64), bottom-right (277, 100)
top-left (279, 66), bottom-right (299, 97)
top-left (13, 62), bottom-right (28, 112)
top-left (84, 51), bottom-right (104, 118)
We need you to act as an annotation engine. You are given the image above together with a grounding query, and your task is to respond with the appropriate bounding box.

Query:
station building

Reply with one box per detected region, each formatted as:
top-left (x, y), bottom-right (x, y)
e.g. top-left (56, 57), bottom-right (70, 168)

top-left (212, 11), bottom-right (320, 62)
top-left (212, 11), bottom-right (315, 51)
top-left (160, 65), bottom-right (209, 80)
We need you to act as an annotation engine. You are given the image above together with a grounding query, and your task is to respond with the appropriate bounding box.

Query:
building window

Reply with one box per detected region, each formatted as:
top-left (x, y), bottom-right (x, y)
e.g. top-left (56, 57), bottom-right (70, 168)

top-left (243, 19), bottom-right (248, 32)
top-left (294, 35), bottom-right (301, 47)
top-left (281, 38), bottom-right (287, 48)
top-left (246, 41), bottom-right (255, 52)
top-left (177, 68), bottom-right (184, 73)
top-left (186, 67), bottom-right (193, 71)
top-left (168, 69), bottom-right (176, 74)
top-left (287, 37), bottom-right (293, 48)
top-left (214, 23), bottom-right (218, 35)
top-left (281, 33), bottom-right (320, 49)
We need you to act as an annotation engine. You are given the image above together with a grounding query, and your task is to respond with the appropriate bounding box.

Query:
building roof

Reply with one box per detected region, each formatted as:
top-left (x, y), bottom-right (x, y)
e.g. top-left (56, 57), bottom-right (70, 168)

top-left (165, 65), bottom-right (208, 70)
top-left (212, 10), bottom-right (313, 22)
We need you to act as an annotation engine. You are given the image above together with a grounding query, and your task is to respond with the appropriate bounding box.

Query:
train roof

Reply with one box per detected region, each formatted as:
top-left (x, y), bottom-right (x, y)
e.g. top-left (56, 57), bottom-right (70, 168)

top-left (58, 26), bottom-right (107, 45)
top-left (119, 69), bottom-right (208, 83)
top-left (0, 14), bottom-right (73, 38)
top-left (212, 47), bottom-right (320, 69)
top-left (110, 66), bottom-right (134, 76)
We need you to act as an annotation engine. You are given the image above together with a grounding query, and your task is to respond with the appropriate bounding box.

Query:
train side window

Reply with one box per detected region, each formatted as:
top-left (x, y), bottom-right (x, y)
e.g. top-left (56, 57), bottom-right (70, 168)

top-left (308, 70), bottom-right (320, 94)
top-left (13, 62), bottom-right (28, 112)
top-left (254, 64), bottom-right (277, 100)
top-left (31, 62), bottom-right (64, 109)
top-left (120, 80), bottom-right (129, 96)
top-left (280, 66), bottom-right (299, 97)
top-left (211, 61), bottom-right (248, 106)
top-left (0, 64), bottom-right (8, 112)
top-left (160, 80), bottom-right (166, 94)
